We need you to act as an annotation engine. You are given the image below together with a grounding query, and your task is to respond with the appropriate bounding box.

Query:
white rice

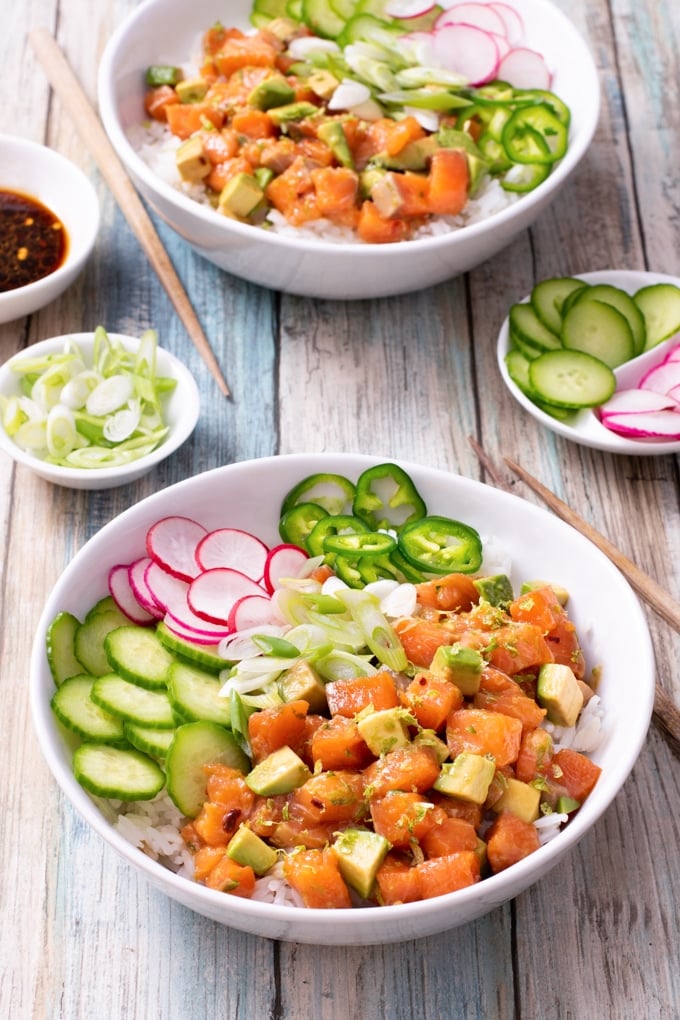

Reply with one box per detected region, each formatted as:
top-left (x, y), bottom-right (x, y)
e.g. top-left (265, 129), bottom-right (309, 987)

top-left (543, 693), bottom-right (605, 754)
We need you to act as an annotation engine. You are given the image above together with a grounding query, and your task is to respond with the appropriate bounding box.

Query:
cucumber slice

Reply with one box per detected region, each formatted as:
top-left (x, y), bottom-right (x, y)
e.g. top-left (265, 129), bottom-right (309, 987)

top-left (505, 349), bottom-right (534, 395)
top-left (302, 0), bottom-right (346, 36)
top-left (165, 721), bottom-right (250, 817)
top-left (573, 284), bottom-right (646, 356)
top-left (46, 611), bottom-right (83, 686)
top-left (91, 673), bottom-right (176, 728)
top-left (156, 621), bottom-right (225, 674)
top-left (530, 277), bottom-right (586, 335)
top-left (85, 596), bottom-right (129, 624)
top-left (104, 625), bottom-right (176, 690)
top-left (75, 613), bottom-right (128, 676)
top-left (51, 674), bottom-right (127, 743)
top-left (73, 744), bottom-right (165, 801)
top-left (250, 0), bottom-right (290, 28)
top-left (634, 283), bottom-right (680, 350)
top-left (509, 303), bottom-right (562, 351)
top-left (528, 349), bottom-right (616, 409)
top-left (560, 299), bottom-right (635, 368)
top-left (509, 328), bottom-right (543, 361)
top-left (167, 661), bottom-right (232, 726)
top-left (123, 721), bottom-right (177, 759)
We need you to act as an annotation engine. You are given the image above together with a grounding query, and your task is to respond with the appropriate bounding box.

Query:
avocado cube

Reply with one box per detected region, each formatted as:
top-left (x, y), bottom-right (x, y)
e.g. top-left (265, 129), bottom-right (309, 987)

top-left (333, 828), bottom-right (391, 900)
top-left (374, 136), bottom-right (439, 172)
top-left (537, 663), bottom-right (584, 728)
top-left (412, 727), bottom-right (449, 765)
top-left (465, 151), bottom-right (489, 196)
top-left (436, 126), bottom-right (482, 155)
top-left (279, 660), bottom-right (328, 714)
top-left (175, 76), bottom-right (209, 103)
top-left (473, 574), bottom-right (514, 609)
top-left (248, 75), bottom-right (295, 111)
top-left (308, 70), bottom-right (340, 101)
top-left (430, 644), bottom-right (483, 696)
top-left (433, 753), bottom-right (496, 804)
top-left (492, 777), bottom-right (541, 823)
top-left (218, 173), bottom-right (264, 219)
top-left (268, 101), bottom-right (319, 126)
top-left (245, 745), bottom-right (311, 796)
top-left (520, 579), bottom-right (570, 606)
top-left (227, 824), bottom-right (278, 875)
top-left (359, 166), bottom-right (387, 200)
top-left (356, 707), bottom-right (412, 757)
top-left (317, 120), bottom-right (354, 168)
top-left (175, 136), bottom-right (211, 183)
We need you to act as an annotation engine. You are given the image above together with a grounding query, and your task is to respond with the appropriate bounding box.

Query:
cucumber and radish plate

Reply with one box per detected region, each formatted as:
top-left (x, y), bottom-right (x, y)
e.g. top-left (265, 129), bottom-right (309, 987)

top-left (497, 270), bottom-right (680, 454)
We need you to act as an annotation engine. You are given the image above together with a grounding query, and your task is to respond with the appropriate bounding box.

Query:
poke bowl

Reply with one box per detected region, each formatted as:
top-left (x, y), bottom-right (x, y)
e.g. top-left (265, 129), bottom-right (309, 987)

top-left (31, 453), bottom-right (654, 944)
top-left (97, 0), bottom-right (600, 299)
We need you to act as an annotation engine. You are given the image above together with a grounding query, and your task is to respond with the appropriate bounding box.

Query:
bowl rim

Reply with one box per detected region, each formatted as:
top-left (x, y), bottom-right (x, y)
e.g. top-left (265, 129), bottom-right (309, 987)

top-left (97, 0), bottom-right (601, 256)
top-left (0, 331), bottom-right (200, 482)
top-left (0, 133), bottom-right (100, 307)
top-left (29, 453), bottom-right (655, 941)
top-left (497, 268), bottom-right (680, 455)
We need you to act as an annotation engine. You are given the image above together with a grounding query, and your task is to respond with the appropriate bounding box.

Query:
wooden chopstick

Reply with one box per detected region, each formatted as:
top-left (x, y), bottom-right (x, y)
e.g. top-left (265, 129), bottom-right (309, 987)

top-left (468, 436), bottom-right (680, 758)
top-left (29, 27), bottom-right (231, 399)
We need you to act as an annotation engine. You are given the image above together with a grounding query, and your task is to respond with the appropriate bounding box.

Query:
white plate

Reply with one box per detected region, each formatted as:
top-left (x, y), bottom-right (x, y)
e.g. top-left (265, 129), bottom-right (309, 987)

top-left (497, 269), bottom-right (680, 455)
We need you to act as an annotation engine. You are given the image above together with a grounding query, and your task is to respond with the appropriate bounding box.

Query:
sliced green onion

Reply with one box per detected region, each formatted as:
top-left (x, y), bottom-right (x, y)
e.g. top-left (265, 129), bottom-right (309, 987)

top-left (46, 405), bottom-right (77, 458)
top-left (334, 587), bottom-right (408, 672)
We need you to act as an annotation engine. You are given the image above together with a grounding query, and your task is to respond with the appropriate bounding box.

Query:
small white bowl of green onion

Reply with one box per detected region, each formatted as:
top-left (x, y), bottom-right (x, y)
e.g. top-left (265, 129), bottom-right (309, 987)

top-left (0, 328), bottom-right (200, 488)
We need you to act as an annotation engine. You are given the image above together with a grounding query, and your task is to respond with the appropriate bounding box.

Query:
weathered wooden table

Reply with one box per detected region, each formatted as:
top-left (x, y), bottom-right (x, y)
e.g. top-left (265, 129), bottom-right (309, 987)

top-left (2, 1), bottom-right (679, 1017)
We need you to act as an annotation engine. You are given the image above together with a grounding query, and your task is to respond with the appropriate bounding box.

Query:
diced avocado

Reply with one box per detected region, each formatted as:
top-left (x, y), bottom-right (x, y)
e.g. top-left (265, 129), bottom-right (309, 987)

top-left (373, 136), bottom-right (439, 172)
top-left (473, 574), bottom-right (514, 609)
top-left (492, 777), bottom-right (541, 823)
top-left (218, 173), bottom-right (264, 219)
top-left (254, 166), bottom-right (275, 190)
top-left (333, 828), bottom-right (391, 900)
top-left (356, 707), bottom-right (413, 757)
top-left (308, 70), bottom-right (340, 101)
top-left (279, 660), bottom-right (327, 713)
top-left (437, 126), bottom-right (482, 155)
top-left (227, 824), bottom-right (278, 875)
top-left (359, 166), bottom-right (387, 200)
top-left (248, 75), bottom-right (295, 111)
top-left (268, 101), bottom-right (319, 125)
top-left (537, 663), bottom-right (584, 728)
top-left (245, 745), bottom-right (311, 795)
top-left (466, 151), bottom-right (489, 196)
top-left (430, 644), bottom-right (483, 696)
top-left (317, 120), bottom-right (354, 168)
top-left (412, 727), bottom-right (449, 765)
top-left (520, 579), bottom-right (570, 606)
top-left (433, 752), bottom-right (496, 804)
top-left (556, 795), bottom-right (581, 814)
top-left (175, 76), bottom-right (209, 103)
top-left (145, 64), bottom-right (182, 87)
top-left (175, 136), bottom-right (211, 183)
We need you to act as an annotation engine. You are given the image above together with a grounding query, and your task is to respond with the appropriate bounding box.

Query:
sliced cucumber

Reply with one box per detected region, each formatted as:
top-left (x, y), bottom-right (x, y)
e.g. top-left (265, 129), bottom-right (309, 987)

top-left (75, 614), bottom-right (128, 677)
top-left (73, 744), bottom-right (165, 801)
top-left (509, 329), bottom-right (544, 361)
top-left (46, 611), bottom-right (83, 686)
top-left (105, 625), bottom-right (176, 690)
top-left (250, 0), bottom-right (290, 28)
top-left (528, 349), bottom-right (616, 409)
top-left (85, 596), bottom-right (129, 624)
top-left (573, 284), bottom-right (646, 356)
top-left (302, 0), bottom-right (346, 37)
top-left (156, 621), bottom-right (226, 674)
top-left (505, 349), bottom-right (534, 395)
top-left (91, 673), bottom-right (176, 728)
top-left (51, 674), bottom-right (127, 744)
top-left (167, 661), bottom-right (232, 726)
top-left (123, 721), bottom-right (177, 759)
top-left (530, 277), bottom-right (586, 335)
top-left (635, 283), bottom-right (680, 350)
top-left (561, 299), bottom-right (635, 368)
top-left (509, 303), bottom-right (562, 352)
top-left (165, 721), bottom-right (250, 817)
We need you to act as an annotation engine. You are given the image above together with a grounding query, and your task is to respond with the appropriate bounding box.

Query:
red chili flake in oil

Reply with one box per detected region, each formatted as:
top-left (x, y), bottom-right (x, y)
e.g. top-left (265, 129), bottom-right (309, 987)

top-left (0, 190), bottom-right (68, 292)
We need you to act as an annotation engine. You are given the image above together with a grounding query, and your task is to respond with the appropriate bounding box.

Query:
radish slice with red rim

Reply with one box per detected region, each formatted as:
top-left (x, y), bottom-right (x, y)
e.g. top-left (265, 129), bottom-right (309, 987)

top-left (145, 515), bottom-right (208, 581)
top-left (384, 0), bottom-right (436, 17)
top-left (638, 358), bottom-right (680, 394)
top-left (600, 409), bottom-right (680, 439)
top-left (488, 1), bottom-right (525, 44)
top-left (497, 47), bottom-right (552, 89)
top-left (263, 544), bottom-right (310, 594)
top-left (108, 563), bottom-right (157, 625)
top-left (163, 584), bottom-right (234, 637)
top-left (434, 2), bottom-right (506, 35)
top-left (599, 389), bottom-right (679, 415)
top-left (228, 593), bottom-right (278, 632)
top-left (195, 527), bottom-right (269, 582)
top-left (144, 559), bottom-right (189, 613)
top-left (432, 24), bottom-right (500, 85)
top-left (128, 556), bottom-right (165, 619)
top-left (162, 614), bottom-right (229, 647)
top-left (188, 567), bottom-right (267, 625)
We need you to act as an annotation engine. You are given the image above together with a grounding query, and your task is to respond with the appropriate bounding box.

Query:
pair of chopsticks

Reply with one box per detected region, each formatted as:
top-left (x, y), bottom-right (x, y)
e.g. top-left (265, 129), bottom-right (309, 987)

top-left (29, 28), bottom-right (231, 399)
top-left (469, 437), bottom-right (680, 759)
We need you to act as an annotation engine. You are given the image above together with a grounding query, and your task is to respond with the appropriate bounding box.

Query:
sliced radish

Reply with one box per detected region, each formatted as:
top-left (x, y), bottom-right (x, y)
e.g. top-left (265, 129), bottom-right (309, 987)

top-left (488, 2), bottom-right (525, 44)
top-left (432, 24), bottom-right (500, 85)
top-left (263, 543), bottom-right (310, 594)
top-left (661, 342), bottom-right (680, 363)
top-left (144, 559), bottom-right (190, 613)
top-left (434, 3), bottom-right (507, 36)
top-left (228, 594), bottom-right (278, 632)
top-left (638, 359), bottom-right (680, 394)
top-left (145, 515), bottom-right (208, 581)
top-left (188, 567), bottom-right (267, 625)
top-left (108, 563), bottom-right (157, 626)
top-left (128, 556), bottom-right (165, 619)
top-left (600, 389), bottom-right (678, 415)
top-left (491, 32), bottom-right (511, 59)
top-left (600, 409), bottom-right (680, 439)
top-left (384, 0), bottom-right (436, 17)
top-left (162, 613), bottom-right (230, 647)
top-left (163, 584), bottom-right (234, 637)
top-left (497, 47), bottom-right (552, 90)
top-left (195, 527), bottom-right (269, 582)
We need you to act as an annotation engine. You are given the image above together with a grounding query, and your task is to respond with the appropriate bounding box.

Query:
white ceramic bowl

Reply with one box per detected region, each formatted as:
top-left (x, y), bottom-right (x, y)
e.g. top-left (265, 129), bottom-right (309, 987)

top-left (497, 269), bottom-right (680, 455)
top-left (0, 332), bottom-right (200, 488)
top-left (0, 135), bottom-right (100, 324)
top-left (97, 0), bottom-right (600, 300)
top-left (30, 453), bottom-right (654, 944)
